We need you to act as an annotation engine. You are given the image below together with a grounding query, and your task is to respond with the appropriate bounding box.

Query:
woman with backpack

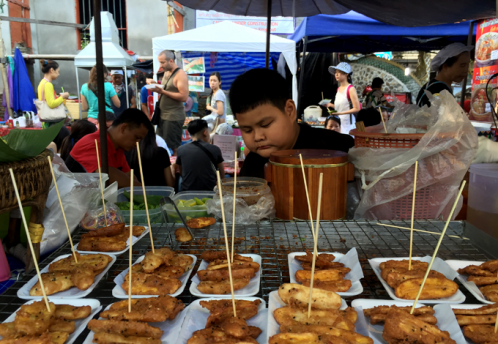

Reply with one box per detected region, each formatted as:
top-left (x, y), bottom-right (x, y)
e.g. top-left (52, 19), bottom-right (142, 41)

top-left (80, 64), bottom-right (121, 127)
top-left (325, 62), bottom-right (360, 135)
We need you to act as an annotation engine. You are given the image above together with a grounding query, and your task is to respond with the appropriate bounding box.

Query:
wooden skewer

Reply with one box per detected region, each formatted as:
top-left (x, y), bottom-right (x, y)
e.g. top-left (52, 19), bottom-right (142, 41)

top-left (409, 161), bottom-right (418, 270)
top-left (136, 142), bottom-right (154, 253)
top-left (375, 223), bottom-right (467, 240)
top-left (47, 157), bottom-right (77, 263)
top-left (128, 170), bottom-right (134, 313)
top-left (308, 173), bottom-right (323, 318)
top-left (495, 308), bottom-right (498, 333)
top-left (378, 107), bottom-right (387, 133)
top-left (216, 170), bottom-right (237, 317)
top-left (299, 154), bottom-right (316, 241)
top-left (321, 92), bottom-right (324, 100)
top-left (9, 168), bottom-right (51, 311)
top-left (95, 139), bottom-right (108, 227)
top-left (231, 151), bottom-right (237, 263)
top-left (410, 181), bottom-right (466, 314)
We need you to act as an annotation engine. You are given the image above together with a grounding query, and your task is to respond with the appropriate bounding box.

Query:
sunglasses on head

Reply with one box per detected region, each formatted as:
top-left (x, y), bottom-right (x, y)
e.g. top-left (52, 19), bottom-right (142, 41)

top-left (327, 115), bottom-right (339, 119)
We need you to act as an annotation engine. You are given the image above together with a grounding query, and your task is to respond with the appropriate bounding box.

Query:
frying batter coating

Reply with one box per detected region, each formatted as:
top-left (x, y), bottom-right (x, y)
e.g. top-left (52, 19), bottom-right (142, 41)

top-left (300, 279), bottom-right (352, 292)
top-left (78, 237), bottom-right (127, 252)
top-left (463, 325), bottom-right (498, 344)
top-left (49, 253), bottom-right (112, 273)
top-left (88, 319), bottom-right (163, 339)
top-left (279, 325), bottom-right (373, 344)
top-left (294, 251), bottom-right (335, 263)
top-left (480, 259), bottom-right (498, 273)
top-left (196, 278), bottom-right (250, 295)
top-left (101, 296), bottom-right (184, 322)
top-left (122, 272), bottom-right (181, 295)
top-left (200, 299), bottom-right (261, 314)
top-left (456, 314), bottom-right (496, 326)
top-left (186, 217), bottom-right (216, 229)
top-left (219, 317), bottom-right (251, 338)
top-left (201, 251), bottom-right (252, 262)
top-left (14, 301), bottom-right (56, 336)
top-left (125, 226), bottom-right (146, 237)
top-left (295, 269), bottom-right (347, 283)
top-left (394, 277), bottom-right (459, 300)
top-left (141, 247), bottom-right (175, 273)
top-left (70, 267), bottom-right (96, 290)
top-left (383, 309), bottom-right (455, 344)
top-left (273, 306), bottom-right (355, 329)
top-left (278, 283), bottom-right (342, 310)
top-left (49, 318), bottom-right (75, 334)
top-left (166, 254), bottom-right (194, 272)
top-left (154, 265), bottom-right (185, 279)
top-left (269, 332), bottom-right (319, 344)
top-left (197, 268), bottom-right (256, 282)
top-left (81, 223), bottom-right (125, 238)
top-left (186, 328), bottom-right (258, 344)
top-left (248, 326), bottom-right (262, 339)
top-left (453, 303), bottom-right (498, 315)
top-left (458, 265), bottom-right (495, 277)
top-left (54, 304), bottom-right (91, 320)
top-left (468, 276), bottom-right (498, 286)
top-left (480, 285), bottom-right (498, 302)
top-left (364, 306), bottom-right (436, 325)
top-left (301, 261), bottom-right (345, 270)
top-left (206, 260), bottom-right (260, 271)
top-left (92, 332), bottom-right (161, 344)
top-left (29, 272), bottom-right (74, 296)
top-left (379, 260), bottom-right (428, 271)
top-left (174, 227), bottom-right (192, 242)
top-left (385, 270), bottom-right (445, 289)
top-left (0, 323), bottom-right (18, 339)
top-left (206, 304), bottom-right (260, 326)
top-left (0, 332), bottom-right (69, 344)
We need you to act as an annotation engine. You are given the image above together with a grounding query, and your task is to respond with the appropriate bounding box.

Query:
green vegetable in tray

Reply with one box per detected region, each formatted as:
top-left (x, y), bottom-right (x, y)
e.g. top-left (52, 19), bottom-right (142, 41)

top-left (119, 191), bottom-right (163, 210)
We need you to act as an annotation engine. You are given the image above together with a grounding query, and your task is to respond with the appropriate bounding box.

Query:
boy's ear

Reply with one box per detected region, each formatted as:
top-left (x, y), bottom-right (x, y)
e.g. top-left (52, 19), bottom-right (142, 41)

top-left (284, 99), bottom-right (297, 121)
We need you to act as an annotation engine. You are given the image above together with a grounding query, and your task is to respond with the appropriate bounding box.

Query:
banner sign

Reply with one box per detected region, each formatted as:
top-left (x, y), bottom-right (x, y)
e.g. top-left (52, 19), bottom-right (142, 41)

top-left (470, 19), bottom-right (498, 122)
top-left (188, 75), bottom-right (205, 92)
top-left (196, 10), bottom-right (295, 34)
top-left (183, 57), bottom-right (205, 74)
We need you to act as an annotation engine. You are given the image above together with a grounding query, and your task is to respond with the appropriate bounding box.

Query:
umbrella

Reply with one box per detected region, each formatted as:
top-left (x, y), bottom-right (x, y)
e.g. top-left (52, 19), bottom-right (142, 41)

top-left (13, 48), bottom-right (37, 114)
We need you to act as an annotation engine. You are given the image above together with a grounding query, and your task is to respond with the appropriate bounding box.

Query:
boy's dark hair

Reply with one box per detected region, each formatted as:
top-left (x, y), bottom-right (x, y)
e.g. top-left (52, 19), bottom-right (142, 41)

top-left (372, 77), bottom-right (384, 89)
top-left (187, 119), bottom-right (208, 136)
top-left (229, 68), bottom-right (289, 116)
top-left (111, 108), bottom-right (153, 131)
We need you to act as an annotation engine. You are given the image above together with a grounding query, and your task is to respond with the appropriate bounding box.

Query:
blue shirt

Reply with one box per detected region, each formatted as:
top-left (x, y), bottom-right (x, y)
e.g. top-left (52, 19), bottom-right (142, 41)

top-left (81, 82), bottom-right (117, 119)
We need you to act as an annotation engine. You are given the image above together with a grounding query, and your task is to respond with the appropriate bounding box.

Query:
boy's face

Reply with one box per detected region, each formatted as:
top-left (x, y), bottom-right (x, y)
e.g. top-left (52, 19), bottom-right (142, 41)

top-left (237, 100), bottom-right (298, 159)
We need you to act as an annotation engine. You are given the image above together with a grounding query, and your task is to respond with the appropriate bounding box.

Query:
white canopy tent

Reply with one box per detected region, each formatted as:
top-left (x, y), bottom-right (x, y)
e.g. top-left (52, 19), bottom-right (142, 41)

top-left (74, 12), bottom-right (135, 119)
top-left (152, 21), bottom-right (298, 104)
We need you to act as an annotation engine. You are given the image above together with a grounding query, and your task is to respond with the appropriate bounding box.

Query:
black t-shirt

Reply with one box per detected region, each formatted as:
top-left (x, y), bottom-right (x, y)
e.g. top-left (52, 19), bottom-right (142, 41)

top-left (176, 140), bottom-right (224, 191)
top-left (240, 123), bottom-right (355, 179)
top-left (129, 147), bottom-right (171, 186)
top-left (416, 80), bottom-right (452, 107)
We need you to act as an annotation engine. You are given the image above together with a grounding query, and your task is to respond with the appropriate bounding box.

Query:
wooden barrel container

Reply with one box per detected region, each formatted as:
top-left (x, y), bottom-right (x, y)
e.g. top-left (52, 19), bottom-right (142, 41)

top-left (264, 149), bottom-right (348, 220)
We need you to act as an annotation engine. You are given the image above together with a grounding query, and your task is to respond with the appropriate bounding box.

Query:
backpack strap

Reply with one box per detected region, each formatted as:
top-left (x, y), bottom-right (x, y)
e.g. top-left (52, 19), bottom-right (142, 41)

top-left (346, 84), bottom-right (353, 101)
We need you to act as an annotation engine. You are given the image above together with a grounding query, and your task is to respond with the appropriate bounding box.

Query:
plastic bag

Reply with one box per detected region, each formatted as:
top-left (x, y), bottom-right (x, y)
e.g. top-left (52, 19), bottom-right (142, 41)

top-left (41, 169), bottom-right (102, 255)
top-left (206, 194), bottom-right (275, 224)
top-left (349, 91), bottom-right (478, 220)
top-left (80, 201), bottom-right (124, 230)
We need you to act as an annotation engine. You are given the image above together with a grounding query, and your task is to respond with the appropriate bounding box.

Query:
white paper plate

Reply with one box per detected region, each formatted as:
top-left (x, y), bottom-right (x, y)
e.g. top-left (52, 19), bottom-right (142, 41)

top-left (447, 303), bottom-right (490, 344)
top-left (288, 248), bottom-right (364, 296)
top-left (144, 84), bottom-right (160, 89)
top-left (267, 290), bottom-right (366, 343)
top-left (352, 299), bottom-right (466, 344)
top-left (368, 256), bottom-right (466, 304)
top-left (83, 300), bottom-right (188, 344)
top-left (190, 254), bottom-right (261, 298)
top-left (17, 253), bottom-right (116, 300)
top-left (445, 259), bottom-right (493, 304)
top-left (111, 254), bottom-right (197, 298)
top-left (178, 297), bottom-right (267, 344)
top-left (75, 226), bottom-right (149, 255)
top-left (0, 298), bottom-right (101, 344)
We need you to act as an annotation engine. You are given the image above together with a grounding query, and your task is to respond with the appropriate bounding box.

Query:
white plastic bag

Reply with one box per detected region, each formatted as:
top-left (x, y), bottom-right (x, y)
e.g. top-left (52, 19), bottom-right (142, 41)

top-left (349, 91), bottom-right (478, 220)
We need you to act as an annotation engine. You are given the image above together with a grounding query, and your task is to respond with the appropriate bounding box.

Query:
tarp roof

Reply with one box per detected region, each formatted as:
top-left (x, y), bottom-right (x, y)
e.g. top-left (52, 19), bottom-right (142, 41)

top-left (289, 12), bottom-right (477, 53)
top-left (152, 21), bottom-right (298, 103)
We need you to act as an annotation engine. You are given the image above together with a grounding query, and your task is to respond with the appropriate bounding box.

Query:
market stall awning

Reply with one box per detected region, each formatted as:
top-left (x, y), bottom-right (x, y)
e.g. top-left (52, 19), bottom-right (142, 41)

top-left (172, 0), bottom-right (493, 27)
top-left (152, 21), bottom-right (298, 103)
top-left (289, 12), bottom-right (477, 53)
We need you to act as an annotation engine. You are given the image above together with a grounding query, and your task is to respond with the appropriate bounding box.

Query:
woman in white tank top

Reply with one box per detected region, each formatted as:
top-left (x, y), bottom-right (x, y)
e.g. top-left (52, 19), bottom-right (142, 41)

top-left (325, 62), bottom-right (361, 135)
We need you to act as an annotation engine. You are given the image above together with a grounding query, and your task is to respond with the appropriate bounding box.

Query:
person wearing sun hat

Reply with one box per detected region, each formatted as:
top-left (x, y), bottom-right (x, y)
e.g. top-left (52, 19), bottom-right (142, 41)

top-left (110, 69), bottom-right (136, 117)
top-left (416, 43), bottom-right (473, 107)
top-left (325, 62), bottom-right (361, 135)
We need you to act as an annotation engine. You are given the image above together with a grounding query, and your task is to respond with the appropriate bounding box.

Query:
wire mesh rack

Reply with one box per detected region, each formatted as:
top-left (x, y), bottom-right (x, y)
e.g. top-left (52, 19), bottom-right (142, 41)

top-left (0, 219), bottom-right (494, 343)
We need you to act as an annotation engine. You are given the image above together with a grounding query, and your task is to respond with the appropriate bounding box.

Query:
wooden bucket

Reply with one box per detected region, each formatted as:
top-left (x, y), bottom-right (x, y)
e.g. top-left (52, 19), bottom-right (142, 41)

top-left (265, 149), bottom-right (348, 220)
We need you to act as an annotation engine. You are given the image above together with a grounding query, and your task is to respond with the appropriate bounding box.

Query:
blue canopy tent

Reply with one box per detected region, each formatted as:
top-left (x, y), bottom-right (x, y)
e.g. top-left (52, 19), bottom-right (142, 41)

top-left (290, 11), bottom-right (476, 53)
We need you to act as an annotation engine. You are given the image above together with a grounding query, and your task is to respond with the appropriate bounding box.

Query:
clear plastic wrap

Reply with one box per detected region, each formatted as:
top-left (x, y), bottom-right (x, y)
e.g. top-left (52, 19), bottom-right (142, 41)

top-left (80, 200), bottom-right (124, 230)
top-left (349, 91), bottom-right (478, 220)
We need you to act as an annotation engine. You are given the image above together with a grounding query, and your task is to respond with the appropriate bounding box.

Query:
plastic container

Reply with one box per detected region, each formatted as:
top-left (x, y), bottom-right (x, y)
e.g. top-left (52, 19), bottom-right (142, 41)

top-left (0, 238), bottom-right (10, 282)
top-left (163, 191), bottom-right (215, 223)
top-left (117, 186), bottom-right (174, 224)
top-left (467, 163), bottom-right (498, 240)
top-left (216, 177), bottom-right (271, 206)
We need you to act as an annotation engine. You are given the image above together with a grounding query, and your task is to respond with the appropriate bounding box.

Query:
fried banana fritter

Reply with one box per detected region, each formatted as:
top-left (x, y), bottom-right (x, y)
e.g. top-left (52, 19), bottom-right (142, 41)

top-left (88, 319), bottom-right (163, 339)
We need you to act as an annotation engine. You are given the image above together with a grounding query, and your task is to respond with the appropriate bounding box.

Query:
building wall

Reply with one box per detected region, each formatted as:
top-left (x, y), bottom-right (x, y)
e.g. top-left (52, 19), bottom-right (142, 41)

top-left (0, 5), bottom-right (12, 93)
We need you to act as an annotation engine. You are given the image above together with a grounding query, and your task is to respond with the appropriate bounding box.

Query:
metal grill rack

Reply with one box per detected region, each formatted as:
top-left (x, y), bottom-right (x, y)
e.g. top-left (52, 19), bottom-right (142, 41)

top-left (0, 220), bottom-right (495, 343)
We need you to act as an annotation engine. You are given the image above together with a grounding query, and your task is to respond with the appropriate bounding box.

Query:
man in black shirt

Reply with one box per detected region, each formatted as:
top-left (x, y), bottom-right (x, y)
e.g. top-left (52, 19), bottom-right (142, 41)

top-left (229, 69), bottom-right (354, 179)
top-left (416, 43), bottom-right (472, 107)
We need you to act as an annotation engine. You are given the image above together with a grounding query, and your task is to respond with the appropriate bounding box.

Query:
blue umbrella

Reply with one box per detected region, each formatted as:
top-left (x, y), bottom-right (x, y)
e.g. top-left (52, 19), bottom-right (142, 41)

top-left (13, 48), bottom-right (37, 114)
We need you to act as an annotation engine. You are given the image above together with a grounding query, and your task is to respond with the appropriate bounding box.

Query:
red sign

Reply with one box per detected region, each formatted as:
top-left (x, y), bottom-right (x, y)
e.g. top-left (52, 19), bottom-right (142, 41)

top-left (470, 19), bottom-right (498, 122)
top-left (384, 93), bottom-right (410, 104)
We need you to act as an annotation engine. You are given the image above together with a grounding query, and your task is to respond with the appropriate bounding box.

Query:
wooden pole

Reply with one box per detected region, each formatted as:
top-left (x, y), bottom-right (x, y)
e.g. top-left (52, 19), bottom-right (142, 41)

top-left (409, 161), bottom-right (418, 270)
top-left (128, 170), bottom-right (134, 313)
top-left (0, 20), bottom-right (14, 120)
top-left (136, 142), bottom-right (154, 253)
top-left (216, 170), bottom-right (236, 317)
top-left (410, 181), bottom-right (466, 314)
top-left (308, 173), bottom-right (323, 318)
top-left (231, 151), bottom-right (237, 263)
top-left (47, 157), bottom-right (77, 263)
top-left (95, 140), bottom-right (108, 227)
top-left (9, 169), bottom-right (50, 311)
top-left (265, 0), bottom-right (272, 69)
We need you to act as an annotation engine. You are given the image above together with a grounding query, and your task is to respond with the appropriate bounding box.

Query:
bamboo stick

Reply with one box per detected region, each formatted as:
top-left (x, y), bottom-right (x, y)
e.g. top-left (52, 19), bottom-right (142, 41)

top-left (308, 173), bottom-right (323, 318)
top-left (378, 107), bottom-right (387, 133)
top-left (231, 151), bottom-right (237, 263)
top-left (409, 161), bottom-right (419, 270)
top-left (375, 223), bottom-right (466, 240)
top-left (136, 142), bottom-right (154, 253)
top-left (128, 170), bottom-right (134, 313)
top-left (299, 154), bottom-right (316, 241)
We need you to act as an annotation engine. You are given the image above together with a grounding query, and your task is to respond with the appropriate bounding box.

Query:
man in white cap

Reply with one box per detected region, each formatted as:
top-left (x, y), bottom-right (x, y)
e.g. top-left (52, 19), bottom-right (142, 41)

top-left (111, 70), bottom-right (136, 117)
top-left (416, 43), bottom-right (472, 107)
